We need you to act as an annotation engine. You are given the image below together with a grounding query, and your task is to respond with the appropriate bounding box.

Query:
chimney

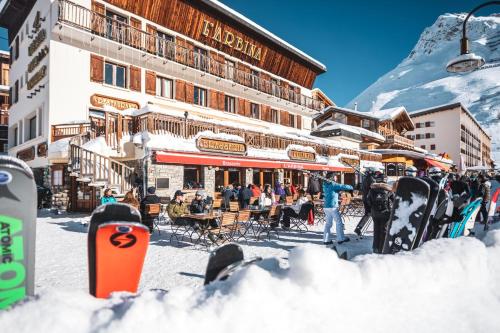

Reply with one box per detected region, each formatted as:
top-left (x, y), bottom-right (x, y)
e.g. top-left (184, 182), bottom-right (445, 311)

top-left (354, 102), bottom-right (358, 111)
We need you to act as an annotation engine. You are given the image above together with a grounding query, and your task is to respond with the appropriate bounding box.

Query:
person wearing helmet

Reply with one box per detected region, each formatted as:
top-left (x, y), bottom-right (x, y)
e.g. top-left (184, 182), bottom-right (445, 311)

top-left (428, 166), bottom-right (442, 183)
top-left (405, 166), bottom-right (417, 177)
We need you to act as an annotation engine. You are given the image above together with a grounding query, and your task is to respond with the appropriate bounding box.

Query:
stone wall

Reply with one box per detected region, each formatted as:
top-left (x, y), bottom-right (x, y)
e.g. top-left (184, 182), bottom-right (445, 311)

top-left (203, 166), bottom-right (216, 197)
top-left (147, 163), bottom-right (184, 198)
top-left (244, 168), bottom-right (253, 186)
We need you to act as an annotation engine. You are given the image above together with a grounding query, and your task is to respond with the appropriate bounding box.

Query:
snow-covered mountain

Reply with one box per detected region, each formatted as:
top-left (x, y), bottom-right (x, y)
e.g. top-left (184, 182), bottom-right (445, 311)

top-left (347, 13), bottom-right (500, 165)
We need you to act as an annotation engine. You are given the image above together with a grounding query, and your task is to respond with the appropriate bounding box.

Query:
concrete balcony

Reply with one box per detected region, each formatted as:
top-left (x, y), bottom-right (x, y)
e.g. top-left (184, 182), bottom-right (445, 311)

top-left (53, 0), bottom-right (324, 115)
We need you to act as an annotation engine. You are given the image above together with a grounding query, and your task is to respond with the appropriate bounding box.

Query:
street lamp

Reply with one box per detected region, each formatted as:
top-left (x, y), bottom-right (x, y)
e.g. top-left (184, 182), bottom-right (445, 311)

top-left (446, 1), bottom-right (500, 73)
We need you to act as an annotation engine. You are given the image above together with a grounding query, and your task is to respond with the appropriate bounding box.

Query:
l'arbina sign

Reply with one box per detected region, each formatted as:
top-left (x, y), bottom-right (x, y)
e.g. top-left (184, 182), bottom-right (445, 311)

top-left (201, 20), bottom-right (262, 61)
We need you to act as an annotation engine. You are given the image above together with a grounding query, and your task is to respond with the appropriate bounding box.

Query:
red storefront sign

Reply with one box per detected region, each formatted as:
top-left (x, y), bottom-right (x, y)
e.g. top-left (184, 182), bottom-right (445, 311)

top-left (154, 151), bottom-right (352, 172)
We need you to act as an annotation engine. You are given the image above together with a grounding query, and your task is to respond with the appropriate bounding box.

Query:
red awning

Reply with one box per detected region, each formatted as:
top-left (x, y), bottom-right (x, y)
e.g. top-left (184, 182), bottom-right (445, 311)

top-left (424, 158), bottom-right (450, 171)
top-left (154, 151), bottom-right (352, 172)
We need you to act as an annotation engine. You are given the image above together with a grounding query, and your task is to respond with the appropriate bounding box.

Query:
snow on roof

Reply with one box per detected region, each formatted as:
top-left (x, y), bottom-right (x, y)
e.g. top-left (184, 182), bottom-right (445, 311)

top-left (201, 0), bottom-right (326, 73)
top-left (369, 149), bottom-right (454, 164)
top-left (286, 144), bottom-right (317, 154)
top-left (195, 130), bottom-right (245, 143)
top-left (316, 120), bottom-right (385, 141)
top-left (369, 106), bottom-right (408, 121)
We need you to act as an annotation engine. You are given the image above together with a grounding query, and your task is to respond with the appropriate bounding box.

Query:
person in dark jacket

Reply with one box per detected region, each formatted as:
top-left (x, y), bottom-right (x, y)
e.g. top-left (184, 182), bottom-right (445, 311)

top-left (222, 185), bottom-right (235, 210)
top-left (140, 186), bottom-right (161, 232)
top-left (354, 168), bottom-right (377, 236)
top-left (366, 175), bottom-right (394, 253)
top-left (190, 190), bottom-right (209, 214)
top-left (307, 173), bottom-right (321, 198)
top-left (470, 175), bottom-right (480, 200)
top-left (477, 174), bottom-right (491, 225)
top-left (238, 184), bottom-right (253, 209)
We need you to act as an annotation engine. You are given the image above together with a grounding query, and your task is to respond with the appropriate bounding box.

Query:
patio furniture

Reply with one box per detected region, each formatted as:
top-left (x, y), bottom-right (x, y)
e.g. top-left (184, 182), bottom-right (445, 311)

top-left (289, 202), bottom-right (314, 233)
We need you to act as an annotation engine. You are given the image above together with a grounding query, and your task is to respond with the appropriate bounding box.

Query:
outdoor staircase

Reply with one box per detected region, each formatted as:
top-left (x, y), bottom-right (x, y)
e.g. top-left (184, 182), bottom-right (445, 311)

top-left (68, 139), bottom-right (134, 194)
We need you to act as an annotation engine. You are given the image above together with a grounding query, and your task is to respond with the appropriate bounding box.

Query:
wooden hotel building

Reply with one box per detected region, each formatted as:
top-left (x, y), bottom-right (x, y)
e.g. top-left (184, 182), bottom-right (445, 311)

top-left (1, 0), bottom-right (381, 210)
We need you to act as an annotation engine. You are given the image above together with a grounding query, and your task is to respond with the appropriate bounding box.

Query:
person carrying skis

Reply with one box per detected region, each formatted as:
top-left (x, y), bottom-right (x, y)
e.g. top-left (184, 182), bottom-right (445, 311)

top-left (322, 172), bottom-right (353, 245)
top-left (405, 166), bottom-right (417, 177)
top-left (354, 167), bottom-right (377, 236)
top-left (100, 188), bottom-right (117, 205)
top-left (366, 172), bottom-right (394, 253)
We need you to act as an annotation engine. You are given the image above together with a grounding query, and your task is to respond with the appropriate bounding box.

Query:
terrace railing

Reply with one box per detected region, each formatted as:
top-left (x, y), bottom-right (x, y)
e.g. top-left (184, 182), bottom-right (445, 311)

top-left (57, 0), bottom-right (324, 112)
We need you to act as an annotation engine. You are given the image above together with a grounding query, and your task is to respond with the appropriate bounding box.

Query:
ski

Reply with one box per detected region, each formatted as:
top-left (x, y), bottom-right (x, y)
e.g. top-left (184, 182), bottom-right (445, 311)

top-left (488, 188), bottom-right (499, 222)
top-left (448, 198), bottom-right (482, 238)
top-left (88, 203), bottom-right (150, 298)
top-left (414, 176), bottom-right (439, 248)
top-left (382, 177), bottom-right (430, 254)
top-left (0, 156), bottom-right (37, 310)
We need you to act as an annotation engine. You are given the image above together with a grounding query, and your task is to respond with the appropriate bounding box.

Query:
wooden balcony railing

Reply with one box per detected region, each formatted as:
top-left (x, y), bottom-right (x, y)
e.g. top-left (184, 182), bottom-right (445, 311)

top-left (57, 0), bottom-right (324, 112)
top-left (378, 126), bottom-right (414, 148)
top-left (51, 123), bottom-right (91, 142)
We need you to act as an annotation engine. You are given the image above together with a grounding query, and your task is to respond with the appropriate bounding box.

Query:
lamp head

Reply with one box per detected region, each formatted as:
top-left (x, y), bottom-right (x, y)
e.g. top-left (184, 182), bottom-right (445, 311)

top-left (446, 37), bottom-right (485, 73)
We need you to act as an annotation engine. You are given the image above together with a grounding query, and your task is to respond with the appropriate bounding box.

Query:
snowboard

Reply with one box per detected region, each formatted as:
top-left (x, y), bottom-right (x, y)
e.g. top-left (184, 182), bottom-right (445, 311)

top-left (448, 198), bottom-right (482, 238)
top-left (426, 191), bottom-right (453, 240)
top-left (354, 215), bottom-right (371, 237)
top-left (88, 203), bottom-right (150, 298)
top-left (382, 177), bottom-right (430, 254)
top-left (0, 156), bottom-right (37, 310)
top-left (488, 188), bottom-right (499, 222)
top-left (414, 176), bottom-right (439, 247)
top-left (204, 243), bottom-right (244, 285)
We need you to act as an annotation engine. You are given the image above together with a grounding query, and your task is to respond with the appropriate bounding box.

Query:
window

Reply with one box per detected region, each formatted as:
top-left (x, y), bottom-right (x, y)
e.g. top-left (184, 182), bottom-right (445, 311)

top-left (13, 127), bottom-right (18, 146)
top-left (13, 80), bottom-right (19, 104)
top-left (194, 86), bottom-right (207, 106)
top-left (105, 11), bottom-right (128, 43)
top-left (333, 112), bottom-right (347, 124)
top-left (14, 36), bottom-right (19, 61)
top-left (430, 144), bottom-right (436, 150)
top-left (415, 134), bottom-right (422, 140)
top-left (157, 31), bottom-right (174, 59)
top-left (20, 76), bottom-right (23, 89)
top-left (29, 116), bottom-right (37, 140)
top-left (289, 113), bottom-right (295, 127)
top-left (425, 133), bottom-right (435, 139)
top-left (226, 60), bottom-right (235, 81)
top-left (225, 95), bottom-right (236, 113)
top-left (38, 108), bottom-right (43, 136)
top-left (361, 119), bottom-right (372, 129)
top-left (416, 122), bottom-right (423, 128)
top-left (52, 169), bottom-right (63, 186)
top-left (250, 103), bottom-right (260, 119)
top-left (156, 76), bottom-right (173, 99)
top-left (251, 70), bottom-right (260, 90)
top-left (104, 62), bottom-right (127, 88)
top-left (420, 145), bottom-right (426, 149)
top-left (271, 78), bottom-right (280, 97)
top-left (2, 67), bottom-right (8, 86)
top-left (184, 166), bottom-right (203, 189)
top-left (425, 121), bottom-right (435, 127)
top-left (271, 109), bottom-right (279, 124)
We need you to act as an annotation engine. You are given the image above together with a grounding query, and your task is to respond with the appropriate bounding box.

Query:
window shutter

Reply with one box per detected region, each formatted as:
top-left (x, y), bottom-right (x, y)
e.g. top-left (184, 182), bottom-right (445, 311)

top-left (209, 90), bottom-right (218, 109)
top-left (175, 80), bottom-right (186, 102)
top-left (280, 110), bottom-right (289, 126)
top-left (145, 70), bottom-right (156, 95)
top-left (296, 115), bottom-right (302, 129)
top-left (186, 41), bottom-right (195, 67)
top-left (185, 83), bottom-right (194, 104)
top-left (129, 17), bottom-right (142, 48)
top-left (129, 66), bottom-right (142, 92)
top-left (146, 24), bottom-right (157, 54)
top-left (237, 98), bottom-right (246, 116)
top-left (90, 54), bottom-right (104, 83)
top-left (91, 1), bottom-right (105, 35)
top-left (244, 100), bottom-right (251, 117)
top-left (218, 92), bottom-right (225, 111)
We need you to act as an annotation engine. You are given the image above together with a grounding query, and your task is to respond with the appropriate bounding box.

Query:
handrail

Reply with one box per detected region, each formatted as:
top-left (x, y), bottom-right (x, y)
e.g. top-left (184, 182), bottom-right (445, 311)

top-left (56, 0), bottom-right (324, 112)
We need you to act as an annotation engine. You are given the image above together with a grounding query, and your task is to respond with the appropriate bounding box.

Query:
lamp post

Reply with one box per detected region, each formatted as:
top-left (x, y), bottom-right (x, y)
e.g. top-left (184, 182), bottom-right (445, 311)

top-left (446, 1), bottom-right (500, 73)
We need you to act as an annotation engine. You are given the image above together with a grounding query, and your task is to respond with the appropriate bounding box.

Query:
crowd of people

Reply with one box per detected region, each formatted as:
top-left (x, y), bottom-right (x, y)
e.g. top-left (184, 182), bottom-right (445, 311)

top-left (98, 167), bottom-right (500, 252)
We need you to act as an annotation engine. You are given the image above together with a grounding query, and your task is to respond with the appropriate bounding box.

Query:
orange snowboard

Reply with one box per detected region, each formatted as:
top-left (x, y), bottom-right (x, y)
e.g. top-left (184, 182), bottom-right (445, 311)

top-left (94, 223), bottom-right (150, 298)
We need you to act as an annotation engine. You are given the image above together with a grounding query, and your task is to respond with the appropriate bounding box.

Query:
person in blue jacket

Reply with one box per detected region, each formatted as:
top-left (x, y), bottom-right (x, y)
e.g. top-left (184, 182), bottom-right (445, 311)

top-left (322, 172), bottom-right (353, 245)
top-left (100, 188), bottom-right (117, 205)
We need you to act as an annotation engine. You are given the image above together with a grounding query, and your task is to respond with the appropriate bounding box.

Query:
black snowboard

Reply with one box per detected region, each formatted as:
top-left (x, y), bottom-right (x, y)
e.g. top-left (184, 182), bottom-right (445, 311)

top-left (413, 176), bottom-right (439, 248)
top-left (204, 243), bottom-right (244, 285)
top-left (0, 156), bottom-right (37, 310)
top-left (88, 203), bottom-right (144, 297)
top-left (382, 177), bottom-right (430, 254)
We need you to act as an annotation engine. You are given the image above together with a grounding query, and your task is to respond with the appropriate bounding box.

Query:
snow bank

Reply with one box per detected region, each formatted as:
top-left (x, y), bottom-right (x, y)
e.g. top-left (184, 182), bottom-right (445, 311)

top-left (2, 231), bottom-right (500, 332)
top-left (48, 138), bottom-right (71, 160)
top-left (82, 137), bottom-right (115, 157)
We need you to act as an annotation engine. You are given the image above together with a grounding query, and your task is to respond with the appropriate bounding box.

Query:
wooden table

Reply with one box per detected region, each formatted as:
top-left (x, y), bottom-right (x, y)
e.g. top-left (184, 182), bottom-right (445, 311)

top-left (183, 213), bottom-right (221, 220)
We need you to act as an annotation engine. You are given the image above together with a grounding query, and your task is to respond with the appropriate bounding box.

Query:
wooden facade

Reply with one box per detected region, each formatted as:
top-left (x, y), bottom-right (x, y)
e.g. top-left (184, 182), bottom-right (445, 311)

top-left (101, 0), bottom-right (322, 88)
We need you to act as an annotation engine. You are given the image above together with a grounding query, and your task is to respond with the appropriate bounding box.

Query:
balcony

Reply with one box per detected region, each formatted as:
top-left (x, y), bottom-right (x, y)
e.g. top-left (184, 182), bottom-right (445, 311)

top-left (55, 0), bottom-right (324, 112)
top-left (378, 126), bottom-right (415, 149)
top-left (51, 113), bottom-right (382, 162)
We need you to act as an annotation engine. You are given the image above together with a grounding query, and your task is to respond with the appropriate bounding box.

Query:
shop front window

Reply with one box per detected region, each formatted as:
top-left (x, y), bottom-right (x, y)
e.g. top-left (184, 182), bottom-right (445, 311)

top-left (386, 163), bottom-right (397, 176)
top-left (184, 166), bottom-right (203, 189)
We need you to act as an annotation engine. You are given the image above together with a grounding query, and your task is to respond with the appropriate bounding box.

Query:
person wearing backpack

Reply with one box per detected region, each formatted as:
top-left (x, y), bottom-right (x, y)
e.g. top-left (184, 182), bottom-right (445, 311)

top-left (366, 173), bottom-right (394, 253)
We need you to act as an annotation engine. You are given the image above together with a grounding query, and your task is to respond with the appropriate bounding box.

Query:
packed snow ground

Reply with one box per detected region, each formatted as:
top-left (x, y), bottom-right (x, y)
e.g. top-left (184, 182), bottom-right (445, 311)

top-left (2, 213), bottom-right (500, 332)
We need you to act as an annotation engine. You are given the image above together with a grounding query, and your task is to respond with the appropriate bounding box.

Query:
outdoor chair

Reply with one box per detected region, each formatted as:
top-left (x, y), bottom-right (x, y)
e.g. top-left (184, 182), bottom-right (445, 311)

top-left (212, 198), bottom-right (223, 211)
top-left (256, 205), bottom-right (281, 241)
top-left (229, 201), bottom-right (240, 212)
top-left (145, 203), bottom-right (161, 234)
top-left (234, 210), bottom-right (251, 243)
top-left (207, 212), bottom-right (238, 246)
top-left (250, 196), bottom-right (259, 206)
top-left (289, 202), bottom-right (314, 233)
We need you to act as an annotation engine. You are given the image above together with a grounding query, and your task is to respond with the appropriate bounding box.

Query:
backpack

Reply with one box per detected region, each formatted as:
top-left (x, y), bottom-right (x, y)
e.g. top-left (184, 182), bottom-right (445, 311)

top-left (371, 188), bottom-right (391, 218)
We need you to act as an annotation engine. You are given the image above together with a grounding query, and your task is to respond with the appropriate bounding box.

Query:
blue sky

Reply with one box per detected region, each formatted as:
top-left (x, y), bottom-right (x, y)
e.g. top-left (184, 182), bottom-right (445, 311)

top-left (1, 1), bottom-right (496, 106)
top-left (219, 0), bottom-right (498, 106)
